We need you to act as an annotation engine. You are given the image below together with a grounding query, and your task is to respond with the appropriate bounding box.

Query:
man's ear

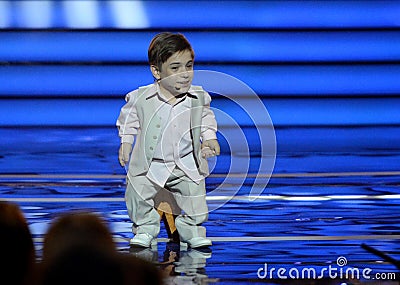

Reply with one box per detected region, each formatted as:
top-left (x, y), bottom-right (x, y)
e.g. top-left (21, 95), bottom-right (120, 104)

top-left (150, 65), bottom-right (161, 80)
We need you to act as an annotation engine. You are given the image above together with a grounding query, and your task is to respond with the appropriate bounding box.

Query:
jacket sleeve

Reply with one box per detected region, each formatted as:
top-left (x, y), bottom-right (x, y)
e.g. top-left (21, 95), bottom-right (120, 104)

top-left (116, 91), bottom-right (140, 144)
top-left (201, 91), bottom-right (218, 141)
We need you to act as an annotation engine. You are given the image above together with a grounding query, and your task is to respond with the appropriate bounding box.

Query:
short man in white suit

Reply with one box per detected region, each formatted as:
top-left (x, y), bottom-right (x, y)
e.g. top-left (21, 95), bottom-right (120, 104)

top-left (117, 32), bottom-right (220, 248)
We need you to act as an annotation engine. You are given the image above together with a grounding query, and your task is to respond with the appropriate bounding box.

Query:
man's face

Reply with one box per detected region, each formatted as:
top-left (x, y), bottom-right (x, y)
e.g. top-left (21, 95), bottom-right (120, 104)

top-left (152, 49), bottom-right (194, 97)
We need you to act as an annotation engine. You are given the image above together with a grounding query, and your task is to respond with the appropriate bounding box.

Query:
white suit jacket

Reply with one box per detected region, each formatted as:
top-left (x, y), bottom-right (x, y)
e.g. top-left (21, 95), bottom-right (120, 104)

top-left (116, 83), bottom-right (217, 178)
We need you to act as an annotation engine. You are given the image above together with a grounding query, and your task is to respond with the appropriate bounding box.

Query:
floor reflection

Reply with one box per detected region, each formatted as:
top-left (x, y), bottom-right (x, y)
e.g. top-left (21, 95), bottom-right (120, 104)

top-left (130, 242), bottom-right (215, 285)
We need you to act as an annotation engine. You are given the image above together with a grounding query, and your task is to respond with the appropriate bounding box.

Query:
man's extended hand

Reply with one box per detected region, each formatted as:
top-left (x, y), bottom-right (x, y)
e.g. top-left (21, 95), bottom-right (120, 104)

top-left (118, 142), bottom-right (132, 167)
top-left (201, 139), bottom-right (220, 158)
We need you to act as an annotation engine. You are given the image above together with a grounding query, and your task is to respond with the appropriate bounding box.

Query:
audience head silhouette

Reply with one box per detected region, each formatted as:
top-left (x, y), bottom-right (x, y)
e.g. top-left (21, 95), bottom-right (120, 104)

top-left (42, 211), bottom-right (115, 263)
top-left (40, 210), bottom-right (163, 285)
top-left (0, 201), bottom-right (36, 285)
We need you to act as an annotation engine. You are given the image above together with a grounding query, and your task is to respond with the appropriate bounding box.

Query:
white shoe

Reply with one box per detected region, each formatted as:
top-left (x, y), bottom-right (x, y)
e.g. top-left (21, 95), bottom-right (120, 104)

top-left (186, 237), bottom-right (212, 248)
top-left (129, 233), bottom-right (156, 248)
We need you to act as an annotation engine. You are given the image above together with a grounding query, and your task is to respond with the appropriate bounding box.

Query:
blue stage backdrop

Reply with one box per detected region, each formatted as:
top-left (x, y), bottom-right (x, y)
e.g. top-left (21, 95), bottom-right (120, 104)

top-left (0, 0), bottom-right (400, 127)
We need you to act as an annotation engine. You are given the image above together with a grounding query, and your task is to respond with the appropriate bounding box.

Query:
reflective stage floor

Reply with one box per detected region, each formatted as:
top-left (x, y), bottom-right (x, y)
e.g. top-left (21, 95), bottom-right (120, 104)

top-left (1, 127), bottom-right (399, 284)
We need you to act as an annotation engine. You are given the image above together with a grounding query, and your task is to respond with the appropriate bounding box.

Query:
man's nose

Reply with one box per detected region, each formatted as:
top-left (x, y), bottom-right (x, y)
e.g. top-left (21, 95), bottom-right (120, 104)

top-left (180, 70), bottom-right (190, 78)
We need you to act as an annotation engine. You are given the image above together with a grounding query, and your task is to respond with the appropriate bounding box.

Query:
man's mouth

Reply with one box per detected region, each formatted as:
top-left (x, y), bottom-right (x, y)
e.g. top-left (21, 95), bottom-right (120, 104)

top-left (178, 81), bottom-right (190, 85)
top-left (174, 81), bottom-right (191, 91)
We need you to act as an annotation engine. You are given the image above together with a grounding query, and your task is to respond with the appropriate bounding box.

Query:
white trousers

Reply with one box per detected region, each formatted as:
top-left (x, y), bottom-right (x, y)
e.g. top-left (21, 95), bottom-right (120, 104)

top-left (125, 167), bottom-right (209, 242)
